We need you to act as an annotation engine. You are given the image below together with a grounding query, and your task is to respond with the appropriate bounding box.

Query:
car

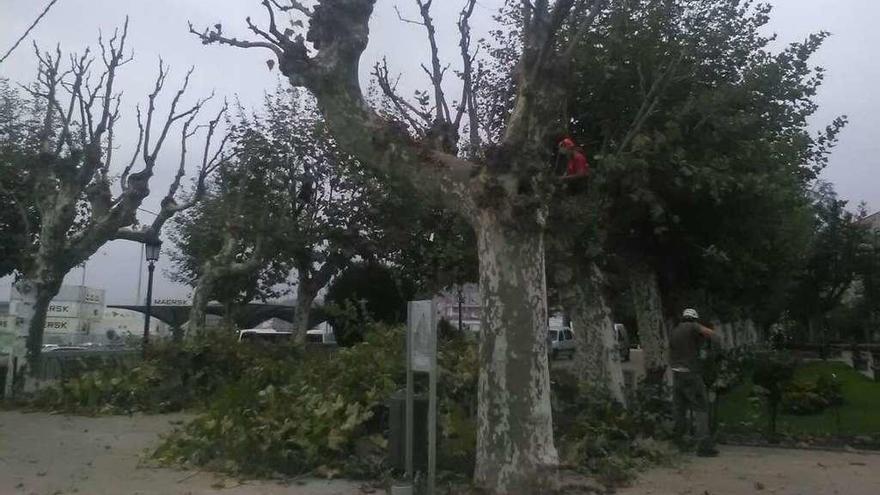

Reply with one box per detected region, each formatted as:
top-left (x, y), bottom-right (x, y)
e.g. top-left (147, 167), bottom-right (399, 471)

top-left (44, 346), bottom-right (88, 352)
top-left (306, 322), bottom-right (337, 345)
top-left (614, 323), bottom-right (631, 362)
top-left (547, 327), bottom-right (575, 360)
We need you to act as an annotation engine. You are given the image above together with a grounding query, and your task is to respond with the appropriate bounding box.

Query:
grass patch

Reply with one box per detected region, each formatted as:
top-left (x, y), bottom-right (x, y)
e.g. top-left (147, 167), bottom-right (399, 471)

top-left (718, 361), bottom-right (880, 437)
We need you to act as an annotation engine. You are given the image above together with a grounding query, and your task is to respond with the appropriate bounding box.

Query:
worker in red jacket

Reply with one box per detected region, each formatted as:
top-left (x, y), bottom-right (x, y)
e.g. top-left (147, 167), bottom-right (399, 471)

top-left (558, 137), bottom-right (590, 180)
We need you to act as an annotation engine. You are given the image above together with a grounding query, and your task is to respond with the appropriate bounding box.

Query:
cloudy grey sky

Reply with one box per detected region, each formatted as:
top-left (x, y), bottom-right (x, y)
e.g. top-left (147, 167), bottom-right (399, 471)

top-left (1, 0), bottom-right (878, 304)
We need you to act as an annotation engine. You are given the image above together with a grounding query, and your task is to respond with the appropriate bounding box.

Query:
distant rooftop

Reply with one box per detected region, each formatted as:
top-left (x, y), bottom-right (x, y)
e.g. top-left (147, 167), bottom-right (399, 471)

top-left (861, 211), bottom-right (880, 231)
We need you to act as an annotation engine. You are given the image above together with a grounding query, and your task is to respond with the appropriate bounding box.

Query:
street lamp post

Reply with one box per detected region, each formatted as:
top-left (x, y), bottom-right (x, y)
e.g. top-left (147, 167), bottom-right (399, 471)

top-left (457, 285), bottom-right (465, 332)
top-left (143, 239), bottom-right (162, 356)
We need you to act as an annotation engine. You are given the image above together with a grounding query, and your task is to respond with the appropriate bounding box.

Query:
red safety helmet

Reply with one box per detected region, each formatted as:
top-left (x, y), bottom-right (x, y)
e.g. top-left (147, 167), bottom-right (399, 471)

top-left (559, 137), bottom-right (576, 150)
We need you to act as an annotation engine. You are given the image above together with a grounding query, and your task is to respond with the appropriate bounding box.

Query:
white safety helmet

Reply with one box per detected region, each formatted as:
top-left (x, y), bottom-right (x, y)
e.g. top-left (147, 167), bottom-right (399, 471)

top-left (682, 308), bottom-right (699, 320)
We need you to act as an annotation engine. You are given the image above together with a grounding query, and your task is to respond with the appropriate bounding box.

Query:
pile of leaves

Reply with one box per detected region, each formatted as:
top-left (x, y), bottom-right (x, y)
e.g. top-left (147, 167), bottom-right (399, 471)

top-left (29, 333), bottom-right (290, 414)
top-left (553, 373), bottom-right (677, 487)
top-left (782, 373), bottom-right (844, 415)
top-left (153, 326), bottom-right (404, 478)
top-left (153, 326), bottom-right (484, 480)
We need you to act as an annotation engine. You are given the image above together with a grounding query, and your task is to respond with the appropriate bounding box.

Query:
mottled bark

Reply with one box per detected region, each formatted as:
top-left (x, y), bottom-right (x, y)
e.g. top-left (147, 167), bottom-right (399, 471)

top-left (187, 271), bottom-right (216, 334)
top-left (474, 215), bottom-right (557, 493)
top-left (294, 282), bottom-right (318, 342)
top-left (570, 265), bottom-right (625, 403)
top-left (554, 261), bottom-right (625, 403)
top-left (630, 264), bottom-right (668, 383)
top-left (186, 218), bottom-right (267, 335)
top-left (5, 277), bottom-right (59, 392)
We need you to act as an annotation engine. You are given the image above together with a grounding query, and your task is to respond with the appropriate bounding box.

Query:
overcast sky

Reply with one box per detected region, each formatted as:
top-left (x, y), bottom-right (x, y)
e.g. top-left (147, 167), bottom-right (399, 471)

top-left (1, 0), bottom-right (878, 304)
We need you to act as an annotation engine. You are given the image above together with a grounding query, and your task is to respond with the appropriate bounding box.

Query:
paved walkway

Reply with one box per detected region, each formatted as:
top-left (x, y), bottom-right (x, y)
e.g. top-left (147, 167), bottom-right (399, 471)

top-left (3, 411), bottom-right (878, 495)
top-left (618, 444), bottom-right (880, 495)
top-left (0, 411), bottom-right (363, 495)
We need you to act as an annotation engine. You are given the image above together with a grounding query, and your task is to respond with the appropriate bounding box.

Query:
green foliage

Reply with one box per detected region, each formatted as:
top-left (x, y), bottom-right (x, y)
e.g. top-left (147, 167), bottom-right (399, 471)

top-left (170, 85), bottom-right (387, 316)
top-left (0, 78), bottom-right (43, 277)
top-left (563, 0), bottom-right (841, 323)
top-left (786, 182), bottom-right (873, 338)
top-left (719, 361), bottom-right (880, 439)
top-left (751, 352), bottom-right (796, 438)
top-left (437, 334), bottom-right (479, 474)
top-left (553, 373), bottom-right (677, 486)
top-left (324, 263), bottom-right (412, 346)
top-left (702, 346), bottom-right (758, 393)
top-left (29, 333), bottom-right (286, 414)
top-left (154, 326), bottom-right (404, 478)
top-left (152, 326), bottom-right (483, 479)
top-left (32, 361), bottom-right (186, 415)
top-left (782, 373), bottom-right (843, 415)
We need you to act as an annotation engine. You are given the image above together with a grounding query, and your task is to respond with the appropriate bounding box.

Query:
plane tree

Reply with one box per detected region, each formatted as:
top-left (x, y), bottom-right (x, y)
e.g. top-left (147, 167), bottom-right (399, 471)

top-left (0, 21), bottom-right (226, 378)
top-left (191, 1), bottom-right (611, 491)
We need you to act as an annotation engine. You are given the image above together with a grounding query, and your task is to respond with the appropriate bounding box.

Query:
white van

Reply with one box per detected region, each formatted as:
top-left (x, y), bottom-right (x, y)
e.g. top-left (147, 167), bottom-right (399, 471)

top-left (305, 321), bottom-right (337, 345)
top-left (547, 327), bottom-right (575, 360)
top-left (238, 328), bottom-right (293, 344)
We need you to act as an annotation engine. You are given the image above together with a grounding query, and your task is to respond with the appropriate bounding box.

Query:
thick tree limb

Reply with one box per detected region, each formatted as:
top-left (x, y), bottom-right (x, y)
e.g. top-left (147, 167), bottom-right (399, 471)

top-left (190, 0), bottom-right (479, 215)
top-left (412, 0), bottom-right (451, 122)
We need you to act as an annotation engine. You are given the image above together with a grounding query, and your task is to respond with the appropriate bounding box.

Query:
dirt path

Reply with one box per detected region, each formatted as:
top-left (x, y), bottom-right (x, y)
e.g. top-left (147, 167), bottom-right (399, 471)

top-left (0, 411), bottom-right (363, 495)
top-left (617, 444), bottom-right (880, 495)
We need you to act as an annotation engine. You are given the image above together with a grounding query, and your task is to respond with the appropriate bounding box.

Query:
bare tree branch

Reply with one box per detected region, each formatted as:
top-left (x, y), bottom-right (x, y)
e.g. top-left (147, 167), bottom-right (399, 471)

top-left (563, 0), bottom-right (606, 60)
top-left (142, 64), bottom-right (210, 169)
top-left (454, 0), bottom-right (480, 156)
top-left (616, 53), bottom-right (683, 155)
top-left (120, 106), bottom-right (144, 189)
top-left (188, 21), bottom-right (283, 59)
top-left (373, 59), bottom-right (432, 132)
top-left (412, 0), bottom-right (451, 122)
top-left (115, 102), bottom-right (229, 244)
top-left (0, 0), bottom-right (62, 64)
top-left (269, 0), bottom-right (312, 17)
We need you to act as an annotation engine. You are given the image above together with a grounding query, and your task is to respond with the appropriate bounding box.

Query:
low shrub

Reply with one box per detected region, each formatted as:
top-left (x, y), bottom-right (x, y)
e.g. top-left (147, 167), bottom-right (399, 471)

top-left (751, 352), bottom-right (796, 439)
top-left (704, 346), bottom-right (758, 394)
top-left (437, 333), bottom-right (478, 476)
top-left (782, 373), bottom-right (844, 415)
top-left (554, 375), bottom-right (677, 487)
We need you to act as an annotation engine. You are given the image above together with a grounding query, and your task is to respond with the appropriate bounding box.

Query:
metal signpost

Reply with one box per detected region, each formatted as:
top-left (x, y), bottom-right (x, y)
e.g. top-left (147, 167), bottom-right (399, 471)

top-left (405, 300), bottom-right (437, 495)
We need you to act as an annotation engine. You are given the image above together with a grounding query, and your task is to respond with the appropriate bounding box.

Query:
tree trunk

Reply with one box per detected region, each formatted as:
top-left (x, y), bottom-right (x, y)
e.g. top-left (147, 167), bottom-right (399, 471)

top-left (570, 265), bottom-right (626, 404)
top-left (19, 278), bottom-right (63, 372)
top-left (294, 283), bottom-right (317, 343)
top-left (221, 299), bottom-right (235, 330)
top-left (629, 264), bottom-right (668, 383)
top-left (473, 216), bottom-right (558, 494)
top-left (188, 272), bottom-right (216, 335)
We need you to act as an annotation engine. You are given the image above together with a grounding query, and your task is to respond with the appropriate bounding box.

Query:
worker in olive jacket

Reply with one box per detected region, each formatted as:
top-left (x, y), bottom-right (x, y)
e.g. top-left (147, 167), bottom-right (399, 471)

top-left (669, 308), bottom-right (721, 456)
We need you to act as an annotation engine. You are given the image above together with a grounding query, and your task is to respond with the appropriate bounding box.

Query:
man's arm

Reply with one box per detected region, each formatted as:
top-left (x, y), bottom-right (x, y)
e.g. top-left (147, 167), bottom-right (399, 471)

top-left (698, 324), bottom-right (723, 348)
